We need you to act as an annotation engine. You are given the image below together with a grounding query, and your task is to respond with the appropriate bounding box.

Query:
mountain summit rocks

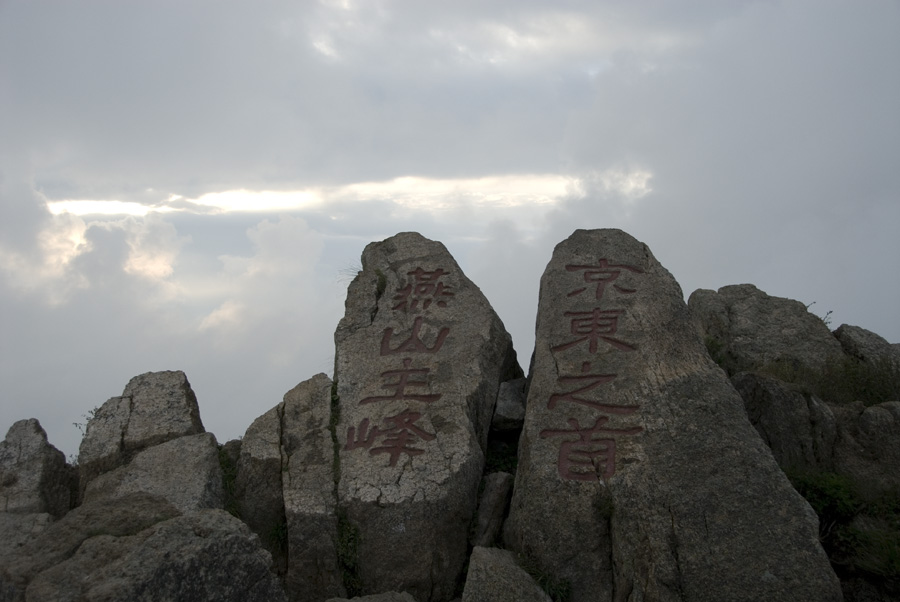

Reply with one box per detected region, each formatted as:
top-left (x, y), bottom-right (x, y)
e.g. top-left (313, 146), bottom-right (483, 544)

top-left (333, 232), bottom-right (520, 601)
top-left (504, 229), bottom-right (842, 602)
top-left (6, 228), bottom-right (894, 602)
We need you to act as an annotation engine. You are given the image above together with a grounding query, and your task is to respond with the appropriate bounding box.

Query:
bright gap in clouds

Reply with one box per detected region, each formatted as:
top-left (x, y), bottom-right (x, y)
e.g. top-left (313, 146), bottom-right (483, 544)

top-left (44, 174), bottom-right (592, 216)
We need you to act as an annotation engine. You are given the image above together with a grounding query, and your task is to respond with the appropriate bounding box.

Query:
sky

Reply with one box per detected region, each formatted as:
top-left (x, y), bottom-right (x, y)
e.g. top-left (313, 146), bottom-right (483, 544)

top-left (1, 0), bottom-right (898, 460)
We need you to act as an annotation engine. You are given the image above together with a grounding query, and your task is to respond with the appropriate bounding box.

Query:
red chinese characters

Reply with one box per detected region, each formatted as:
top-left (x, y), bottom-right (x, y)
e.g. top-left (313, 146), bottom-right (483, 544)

top-left (543, 258), bottom-right (644, 481)
top-left (392, 267), bottom-right (455, 311)
top-left (344, 410), bottom-right (436, 467)
top-left (345, 266), bottom-right (454, 466)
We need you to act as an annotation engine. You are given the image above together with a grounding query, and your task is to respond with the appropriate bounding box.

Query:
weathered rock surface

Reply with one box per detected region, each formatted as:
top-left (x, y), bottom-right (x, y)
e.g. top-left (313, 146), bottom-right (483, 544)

top-left (461, 546), bottom-right (550, 602)
top-left (0, 492), bottom-right (181, 600)
top-left (82, 431), bottom-right (224, 513)
top-left (0, 419), bottom-right (73, 517)
top-left (689, 283), bottom-right (845, 374)
top-left (235, 402), bottom-right (285, 565)
top-left (504, 229), bottom-right (841, 602)
top-left (25, 508), bottom-right (285, 602)
top-left (732, 372), bottom-right (837, 472)
top-left (78, 370), bottom-right (205, 489)
top-left (835, 323), bottom-right (900, 369)
top-left (281, 373), bottom-right (345, 601)
top-left (492, 378), bottom-right (527, 432)
top-left (326, 593), bottom-right (418, 602)
top-left (832, 401), bottom-right (900, 497)
top-left (470, 471), bottom-right (513, 548)
top-left (333, 232), bottom-right (520, 601)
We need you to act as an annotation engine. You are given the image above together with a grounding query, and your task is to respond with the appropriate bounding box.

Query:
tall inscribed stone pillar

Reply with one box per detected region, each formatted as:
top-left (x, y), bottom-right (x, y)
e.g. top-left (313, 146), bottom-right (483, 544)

top-left (503, 229), bottom-right (842, 602)
top-left (333, 232), bottom-right (519, 602)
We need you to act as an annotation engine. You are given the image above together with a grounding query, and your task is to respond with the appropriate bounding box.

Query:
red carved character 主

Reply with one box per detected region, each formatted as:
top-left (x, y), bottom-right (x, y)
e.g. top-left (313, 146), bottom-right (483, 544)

top-left (565, 259), bottom-right (642, 301)
top-left (392, 267), bottom-right (455, 311)
top-left (540, 416), bottom-right (643, 480)
top-left (551, 308), bottom-right (636, 354)
top-left (344, 410), bottom-right (436, 466)
top-left (359, 358), bottom-right (442, 405)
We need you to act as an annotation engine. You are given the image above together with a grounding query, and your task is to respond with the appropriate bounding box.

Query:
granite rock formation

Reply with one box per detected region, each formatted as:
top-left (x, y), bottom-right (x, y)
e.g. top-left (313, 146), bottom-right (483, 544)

top-left (504, 229), bottom-right (841, 602)
top-left (3, 229), bottom-right (898, 602)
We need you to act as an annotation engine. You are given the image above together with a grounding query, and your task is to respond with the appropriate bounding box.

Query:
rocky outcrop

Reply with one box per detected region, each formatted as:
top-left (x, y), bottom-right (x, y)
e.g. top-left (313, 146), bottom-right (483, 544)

top-left (731, 372), bottom-right (837, 473)
top-left (77, 370), bottom-right (205, 492)
top-left (470, 471), bottom-right (513, 548)
top-left (2, 493), bottom-right (284, 602)
top-left (326, 593), bottom-right (418, 602)
top-left (832, 401), bottom-right (900, 497)
top-left (6, 229), bottom-right (898, 602)
top-left (689, 283), bottom-right (845, 374)
top-left (461, 547), bottom-right (550, 602)
top-left (281, 374), bottom-right (345, 601)
top-left (82, 431), bottom-right (224, 513)
top-left (835, 323), bottom-right (900, 370)
top-left (0, 419), bottom-right (73, 517)
top-left (491, 378), bottom-right (526, 432)
top-left (504, 229), bottom-right (841, 602)
top-left (332, 232), bottom-right (520, 601)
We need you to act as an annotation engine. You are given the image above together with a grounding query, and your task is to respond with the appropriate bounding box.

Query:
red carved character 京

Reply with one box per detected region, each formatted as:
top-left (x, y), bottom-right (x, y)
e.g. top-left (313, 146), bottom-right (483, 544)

top-left (565, 259), bottom-right (642, 301)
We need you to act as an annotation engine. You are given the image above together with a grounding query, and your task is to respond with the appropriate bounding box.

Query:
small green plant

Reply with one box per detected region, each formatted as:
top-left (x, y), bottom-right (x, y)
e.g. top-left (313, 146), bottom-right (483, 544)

top-left (217, 445), bottom-right (241, 518)
top-left (267, 519), bottom-right (289, 552)
top-left (806, 301), bottom-right (833, 327)
top-left (788, 470), bottom-right (900, 580)
top-left (703, 336), bottom-right (727, 368)
top-left (374, 269), bottom-right (387, 299)
top-left (336, 508), bottom-right (362, 596)
top-left (516, 554), bottom-right (572, 602)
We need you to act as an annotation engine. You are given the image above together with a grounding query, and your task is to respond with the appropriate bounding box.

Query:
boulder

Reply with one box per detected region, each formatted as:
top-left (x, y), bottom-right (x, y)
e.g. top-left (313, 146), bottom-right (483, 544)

top-left (689, 284), bottom-right (844, 374)
top-left (24, 509), bottom-right (286, 602)
top-left (731, 372), bottom-right (837, 472)
top-left (333, 232), bottom-right (520, 601)
top-left (235, 402), bottom-right (285, 567)
top-left (0, 492), bottom-right (181, 600)
top-left (78, 371), bottom-right (205, 489)
top-left (492, 378), bottom-right (527, 432)
top-left (326, 593), bottom-right (418, 602)
top-left (0, 419), bottom-right (73, 517)
top-left (281, 374), bottom-right (345, 601)
top-left (832, 401), bottom-right (900, 497)
top-left (461, 547), bottom-right (551, 602)
top-left (504, 229), bottom-right (842, 602)
top-left (470, 471), bottom-right (513, 548)
top-left (82, 432), bottom-right (224, 513)
top-left (834, 323), bottom-right (900, 370)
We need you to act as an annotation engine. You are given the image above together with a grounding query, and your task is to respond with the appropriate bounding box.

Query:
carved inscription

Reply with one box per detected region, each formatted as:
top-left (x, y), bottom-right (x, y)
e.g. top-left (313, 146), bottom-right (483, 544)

top-left (392, 267), bottom-right (455, 311)
top-left (345, 266), bottom-right (454, 466)
top-left (543, 259), bottom-right (644, 481)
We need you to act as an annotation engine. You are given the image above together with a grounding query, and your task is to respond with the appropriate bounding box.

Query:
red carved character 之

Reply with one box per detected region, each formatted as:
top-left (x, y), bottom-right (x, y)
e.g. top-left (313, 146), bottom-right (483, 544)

top-left (551, 308), bottom-right (637, 354)
top-left (392, 267), bottom-right (455, 311)
top-left (344, 410), bottom-right (436, 466)
top-left (359, 358), bottom-right (442, 405)
top-left (548, 363), bottom-right (639, 414)
top-left (540, 417), bottom-right (643, 480)
top-left (565, 259), bottom-right (642, 301)
top-left (381, 316), bottom-right (450, 355)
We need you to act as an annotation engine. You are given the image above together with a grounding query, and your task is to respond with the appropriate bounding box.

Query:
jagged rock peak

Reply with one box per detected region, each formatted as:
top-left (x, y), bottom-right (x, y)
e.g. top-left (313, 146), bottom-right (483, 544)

top-left (333, 231), bottom-right (520, 600)
top-left (504, 228), bottom-right (842, 602)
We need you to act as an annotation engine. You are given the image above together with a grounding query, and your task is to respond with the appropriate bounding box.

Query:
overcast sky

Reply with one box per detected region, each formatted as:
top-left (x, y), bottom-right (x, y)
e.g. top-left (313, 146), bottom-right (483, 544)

top-left (2, 0), bottom-right (898, 459)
